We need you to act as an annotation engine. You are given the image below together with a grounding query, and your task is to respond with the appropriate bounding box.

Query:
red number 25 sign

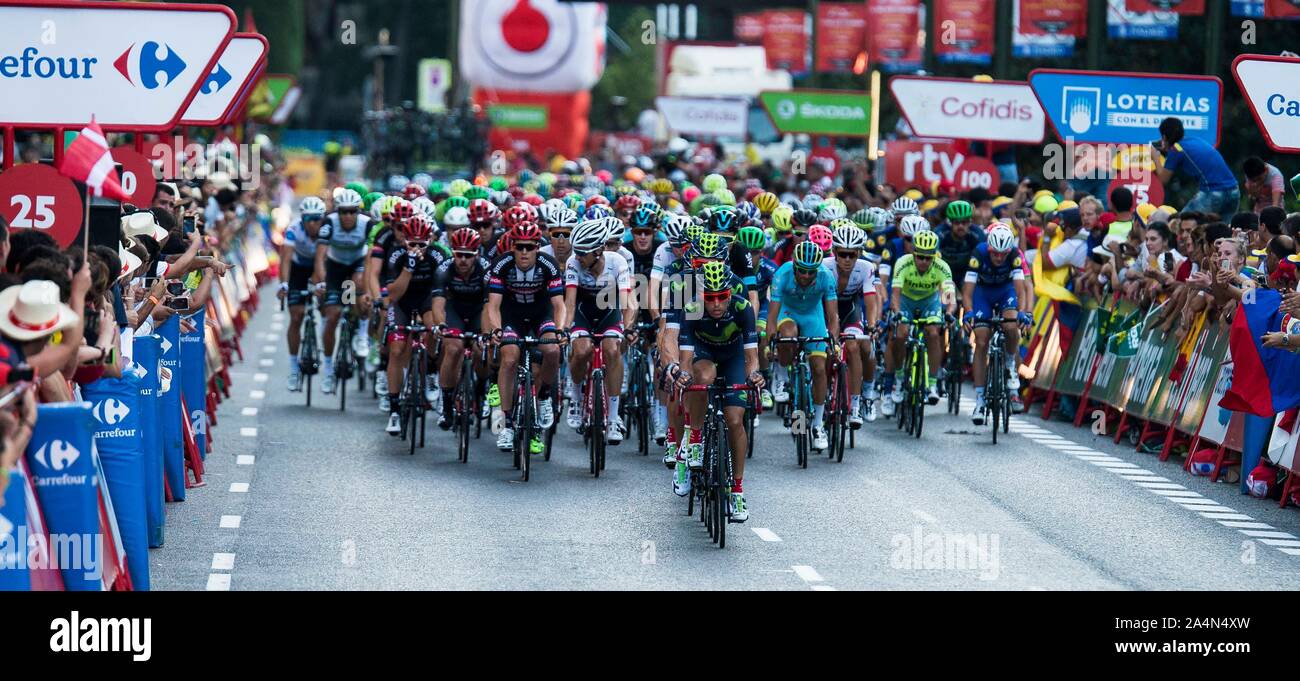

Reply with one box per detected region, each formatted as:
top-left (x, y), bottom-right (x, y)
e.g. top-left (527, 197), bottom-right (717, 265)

top-left (0, 164), bottom-right (84, 248)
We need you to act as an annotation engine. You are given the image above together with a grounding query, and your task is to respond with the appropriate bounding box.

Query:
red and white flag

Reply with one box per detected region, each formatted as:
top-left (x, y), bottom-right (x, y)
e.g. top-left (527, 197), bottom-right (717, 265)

top-left (58, 117), bottom-right (132, 202)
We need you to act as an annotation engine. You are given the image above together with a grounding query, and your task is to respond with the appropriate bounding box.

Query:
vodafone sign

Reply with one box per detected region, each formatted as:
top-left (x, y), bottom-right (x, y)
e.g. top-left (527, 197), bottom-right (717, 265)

top-left (890, 76), bottom-right (1045, 144)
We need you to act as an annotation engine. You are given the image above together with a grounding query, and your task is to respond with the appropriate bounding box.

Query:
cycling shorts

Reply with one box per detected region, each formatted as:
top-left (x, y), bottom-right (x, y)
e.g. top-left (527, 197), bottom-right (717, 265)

top-left (776, 308), bottom-right (829, 357)
top-left (323, 257), bottom-right (365, 308)
top-left (287, 262), bottom-right (313, 307)
top-left (970, 282), bottom-right (1018, 328)
top-left (691, 343), bottom-right (750, 409)
top-left (897, 293), bottom-right (943, 326)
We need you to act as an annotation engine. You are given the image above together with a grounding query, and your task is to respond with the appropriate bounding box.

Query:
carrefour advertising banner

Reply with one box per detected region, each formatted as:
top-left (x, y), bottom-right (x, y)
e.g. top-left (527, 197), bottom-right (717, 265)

top-left (0, 1), bottom-right (235, 130)
top-left (180, 33), bottom-right (268, 126)
top-left (24, 403), bottom-right (100, 590)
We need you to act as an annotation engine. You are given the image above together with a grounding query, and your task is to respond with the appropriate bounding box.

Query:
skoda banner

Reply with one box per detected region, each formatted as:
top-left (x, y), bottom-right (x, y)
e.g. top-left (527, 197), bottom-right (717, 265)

top-left (758, 90), bottom-right (873, 137)
top-left (0, 1), bottom-right (236, 130)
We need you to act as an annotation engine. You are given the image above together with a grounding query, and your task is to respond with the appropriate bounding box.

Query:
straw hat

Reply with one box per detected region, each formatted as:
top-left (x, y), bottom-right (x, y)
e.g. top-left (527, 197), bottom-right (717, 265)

top-left (121, 211), bottom-right (168, 242)
top-left (0, 281), bottom-right (80, 342)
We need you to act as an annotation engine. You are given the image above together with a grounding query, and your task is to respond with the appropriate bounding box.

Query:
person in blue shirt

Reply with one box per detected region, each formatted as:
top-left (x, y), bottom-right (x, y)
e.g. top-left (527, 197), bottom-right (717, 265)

top-left (1155, 117), bottom-right (1239, 223)
top-left (767, 241), bottom-right (840, 452)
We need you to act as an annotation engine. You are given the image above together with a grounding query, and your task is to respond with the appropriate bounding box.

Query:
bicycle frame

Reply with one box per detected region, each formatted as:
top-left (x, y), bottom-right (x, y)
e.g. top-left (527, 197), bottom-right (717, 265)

top-left (684, 382), bottom-right (756, 549)
top-left (772, 335), bottom-right (833, 468)
top-left (497, 334), bottom-right (563, 481)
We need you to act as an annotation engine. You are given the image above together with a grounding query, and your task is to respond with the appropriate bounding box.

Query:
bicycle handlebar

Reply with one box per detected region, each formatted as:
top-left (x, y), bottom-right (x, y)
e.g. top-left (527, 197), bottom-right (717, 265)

top-left (772, 336), bottom-right (836, 345)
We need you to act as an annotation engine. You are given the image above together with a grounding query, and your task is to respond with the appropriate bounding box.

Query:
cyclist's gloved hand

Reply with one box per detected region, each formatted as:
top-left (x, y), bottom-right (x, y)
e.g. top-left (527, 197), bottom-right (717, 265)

top-left (407, 253), bottom-right (419, 270)
top-left (749, 371), bottom-right (765, 390)
top-left (1018, 311), bottom-right (1034, 327)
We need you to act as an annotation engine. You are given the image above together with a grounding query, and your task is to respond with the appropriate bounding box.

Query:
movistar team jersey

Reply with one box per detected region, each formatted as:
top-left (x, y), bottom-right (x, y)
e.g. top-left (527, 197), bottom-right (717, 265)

top-left (318, 212), bottom-right (372, 265)
top-left (964, 243), bottom-right (1026, 286)
top-left (770, 261), bottom-right (836, 315)
top-left (878, 236), bottom-right (909, 278)
top-left (660, 258), bottom-right (745, 309)
top-left (890, 253), bottom-right (954, 301)
top-left (677, 295), bottom-right (758, 352)
top-left (754, 256), bottom-right (778, 299)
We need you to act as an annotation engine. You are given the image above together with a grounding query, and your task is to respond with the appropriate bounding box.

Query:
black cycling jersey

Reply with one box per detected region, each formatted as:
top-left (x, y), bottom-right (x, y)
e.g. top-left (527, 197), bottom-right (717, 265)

top-left (386, 246), bottom-right (443, 308)
top-left (488, 252), bottom-right (564, 308)
top-left (629, 239), bottom-right (662, 280)
top-left (939, 230), bottom-right (982, 285)
top-left (432, 256), bottom-right (491, 307)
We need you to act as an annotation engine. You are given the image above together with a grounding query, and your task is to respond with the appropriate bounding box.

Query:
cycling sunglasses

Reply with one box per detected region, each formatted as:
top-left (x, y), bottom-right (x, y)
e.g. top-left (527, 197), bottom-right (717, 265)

top-left (303, 214), bottom-right (324, 222)
top-left (575, 248), bottom-right (602, 259)
top-left (513, 243), bottom-right (538, 253)
top-left (702, 291), bottom-right (731, 303)
top-left (792, 231), bottom-right (808, 238)
top-left (631, 228), bottom-right (656, 236)
top-left (338, 208), bottom-right (359, 215)
top-left (549, 230), bottom-right (571, 240)
top-left (913, 254), bottom-right (934, 262)
top-left (835, 250), bottom-right (859, 259)
top-left (794, 265), bottom-right (820, 274)
top-left (407, 241), bottom-right (429, 249)
top-left (453, 251), bottom-right (478, 259)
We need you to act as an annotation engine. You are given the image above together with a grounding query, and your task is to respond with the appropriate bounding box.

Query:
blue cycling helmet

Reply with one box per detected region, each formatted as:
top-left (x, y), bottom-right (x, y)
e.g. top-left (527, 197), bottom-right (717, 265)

top-left (584, 204), bottom-right (613, 221)
top-left (793, 241), bottom-right (823, 270)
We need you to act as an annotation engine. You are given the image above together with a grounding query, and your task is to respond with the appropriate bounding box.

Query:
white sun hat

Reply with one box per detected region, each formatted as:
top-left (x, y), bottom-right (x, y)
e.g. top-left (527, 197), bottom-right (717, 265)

top-left (0, 281), bottom-right (80, 341)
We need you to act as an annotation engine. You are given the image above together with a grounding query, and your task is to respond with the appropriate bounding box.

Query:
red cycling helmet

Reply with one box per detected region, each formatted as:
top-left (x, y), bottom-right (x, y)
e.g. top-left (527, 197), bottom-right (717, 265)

top-left (508, 221), bottom-right (544, 244)
top-left (448, 227), bottom-right (482, 252)
top-left (743, 186), bottom-right (764, 203)
top-left (585, 195), bottom-right (610, 209)
top-left (502, 205), bottom-right (533, 230)
top-left (521, 193), bottom-right (544, 207)
top-left (497, 231), bottom-right (515, 254)
top-left (614, 194), bottom-right (641, 214)
top-left (403, 183), bottom-right (427, 201)
top-left (403, 215), bottom-right (433, 242)
top-left (390, 199), bottom-right (415, 223)
top-left (507, 186), bottom-right (526, 202)
top-left (468, 198), bottom-right (496, 226)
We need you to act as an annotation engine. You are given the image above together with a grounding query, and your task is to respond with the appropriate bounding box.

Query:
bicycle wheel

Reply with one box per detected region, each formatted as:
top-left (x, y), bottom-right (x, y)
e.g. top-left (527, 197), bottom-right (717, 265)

top-left (520, 372), bottom-right (533, 482)
top-left (989, 346), bottom-right (1003, 444)
top-left (457, 372), bottom-right (471, 463)
top-left (794, 366), bottom-right (808, 469)
top-left (590, 369), bottom-right (605, 477)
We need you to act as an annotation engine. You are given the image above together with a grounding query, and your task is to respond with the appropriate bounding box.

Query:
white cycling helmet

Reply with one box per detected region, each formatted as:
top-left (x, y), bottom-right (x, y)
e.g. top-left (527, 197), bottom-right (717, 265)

top-left (571, 219), bottom-right (608, 255)
top-left (299, 196), bottom-right (326, 217)
top-left (443, 206), bottom-right (470, 228)
top-left (602, 216), bottom-right (625, 244)
top-left (551, 208), bottom-right (579, 229)
top-left (334, 189), bottom-right (363, 210)
top-left (899, 214), bottom-right (929, 238)
top-left (662, 213), bottom-right (691, 244)
top-left (412, 196), bottom-right (438, 221)
top-left (819, 200), bottom-right (847, 222)
top-left (890, 196), bottom-right (919, 220)
top-left (832, 224), bottom-right (865, 250)
top-left (987, 223), bottom-right (1018, 253)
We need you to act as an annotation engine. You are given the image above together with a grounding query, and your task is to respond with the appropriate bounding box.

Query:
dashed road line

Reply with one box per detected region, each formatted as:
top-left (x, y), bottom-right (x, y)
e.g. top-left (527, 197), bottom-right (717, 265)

top-left (229, 482), bottom-right (249, 493)
top-left (236, 455), bottom-right (255, 465)
top-left (241, 407), bottom-right (258, 416)
top-left (211, 553), bottom-right (235, 570)
top-left (206, 574), bottom-right (231, 591)
top-left (792, 565), bottom-right (824, 583)
top-left (240, 427), bottom-right (258, 438)
top-left (219, 515), bottom-right (242, 529)
top-left (751, 528), bottom-right (782, 542)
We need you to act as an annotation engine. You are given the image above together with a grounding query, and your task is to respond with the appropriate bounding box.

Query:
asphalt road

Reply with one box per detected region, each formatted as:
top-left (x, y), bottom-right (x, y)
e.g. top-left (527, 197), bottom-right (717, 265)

top-left (150, 291), bottom-right (1300, 590)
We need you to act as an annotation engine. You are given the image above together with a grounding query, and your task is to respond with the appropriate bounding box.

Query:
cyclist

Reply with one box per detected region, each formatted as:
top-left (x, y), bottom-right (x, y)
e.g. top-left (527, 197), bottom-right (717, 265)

top-left (564, 220), bottom-right (637, 443)
top-left (280, 196), bottom-right (325, 392)
top-left (737, 225), bottom-right (777, 410)
top-left (668, 261), bottom-right (763, 521)
top-left (382, 215), bottom-right (442, 434)
top-left (601, 216), bottom-right (637, 263)
top-left (627, 203), bottom-right (668, 439)
top-left (431, 228), bottom-right (493, 430)
top-left (485, 222), bottom-right (566, 452)
top-left (824, 223), bottom-right (878, 427)
top-left (885, 230), bottom-right (956, 411)
top-left (313, 188), bottom-right (372, 394)
top-left (540, 208), bottom-right (579, 268)
top-left (962, 223), bottom-right (1029, 425)
top-left (772, 208), bottom-right (818, 266)
top-left (768, 240), bottom-right (841, 451)
top-left (938, 200), bottom-right (984, 297)
top-left (365, 198), bottom-right (414, 410)
top-left (876, 213), bottom-right (928, 402)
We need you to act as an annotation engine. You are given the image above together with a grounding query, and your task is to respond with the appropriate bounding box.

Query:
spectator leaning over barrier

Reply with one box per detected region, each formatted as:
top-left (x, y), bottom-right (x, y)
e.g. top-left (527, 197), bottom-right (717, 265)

top-left (1242, 156), bottom-right (1285, 213)
top-left (0, 277), bottom-right (85, 405)
top-left (1191, 235), bottom-right (1253, 325)
top-left (1105, 186), bottom-right (1137, 247)
top-left (1154, 117), bottom-right (1240, 223)
top-left (152, 182), bottom-right (179, 212)
top-left (1039, 207), bottom-right (1090, 273)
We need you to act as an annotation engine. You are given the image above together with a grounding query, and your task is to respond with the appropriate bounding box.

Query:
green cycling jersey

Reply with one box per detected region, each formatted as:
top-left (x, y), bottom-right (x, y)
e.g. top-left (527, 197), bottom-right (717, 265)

top-left (890, 253), bottom-right (955, 301)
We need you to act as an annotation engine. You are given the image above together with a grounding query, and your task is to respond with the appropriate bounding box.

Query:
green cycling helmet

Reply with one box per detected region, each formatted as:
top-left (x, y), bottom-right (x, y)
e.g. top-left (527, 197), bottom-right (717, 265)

top-left (713, 188), bottom-right (736, 206)
top-left (464, 186), bottom-right (490, 201)
top-left (690, 232), bottom-right (726, 261)
top-left (699, 260), bottom-right (731, 292)
top-left (793, 241), bottom-right (823, 270)
top-left (489, 176), bottom-right (508, 192)
top-left (428, 180), bottom-right (445, 196)
top-left (702, 173), bottom-right (727, 193)
top-left (346, 182), bottom-right (370, 197)
top-left (829, 217), bottom-right (856, 231)
top-left (946, 200), bottom-right (973, 221)
top-left (363, 191), bottom-right (385, 211)
top-left (850, 208), bottom-right (874, 230)
top-left (684, 223), bottom-right (707, 247)
top-left (736, 225), bottom-right (766, 251)
top-left (447, 179), bottom-right (472, 197)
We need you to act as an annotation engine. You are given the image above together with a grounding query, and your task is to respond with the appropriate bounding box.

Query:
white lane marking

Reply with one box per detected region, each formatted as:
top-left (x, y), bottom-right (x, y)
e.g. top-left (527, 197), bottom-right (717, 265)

top-left (239, 427), bottom-right (258, 438)
top-left (229, 482), bottom-right (249, 493)
top-left (861, 477), bottom-right (884, 488)
top-left (1217, 520), bottom-right (1275, 529)
top-left (1135, 482), bottom-right (1186, 489)
top-left (1278, 547), bottom-right (1300, 556)
top-left (1075, 455), bottom-right (1123, 462)
top-left (1150, 489), bottom-right (1204, 498)
top-left (1089, 461), bottom-right (1143, 469)
top-left (1199, 512), bottom-right (1256, 521)
top-left (241, 407), bottom-right (258, 416)
top-left (236, 455), bottom-right (255, 465)
top-left (259, 358), bottom-right (274, 367)
top-left (219, 515), bottom-right (242, 529)
top-left (1258, 539), bottom-right (1300, 547)
top-left (792, 565), bottom-right (824, 583)
top-left (272, 313), bottom-right (285, 321)
top-left (211, 553), bottom-right (235, 571)
top-left (751, 528), bottom-right (782, 542)
top-left (811, 585), bottom-right (837, 591)
top-left (250, 390), bottom-right (266, 400)
top-left (206, 574), bottom-right (231, 591)
top-left (1239, 530), bottom-right (1296, 539)
top-left (1119, 475), bottom-right (1170, 482)
top-left (262, 345), bottom-right (276, 353)
top-left (912, 509), bottom-right (938, 524)
top-left (254, 373), bottom-right (269, 383)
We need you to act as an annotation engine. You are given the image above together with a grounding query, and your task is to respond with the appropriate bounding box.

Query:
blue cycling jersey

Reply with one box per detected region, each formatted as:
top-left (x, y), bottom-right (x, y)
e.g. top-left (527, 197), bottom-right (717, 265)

top-left (770, 261), bottom-right (836, 315)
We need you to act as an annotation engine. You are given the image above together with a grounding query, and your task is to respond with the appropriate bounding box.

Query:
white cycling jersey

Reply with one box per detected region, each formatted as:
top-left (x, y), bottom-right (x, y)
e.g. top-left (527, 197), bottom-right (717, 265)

top-left (651, 241), bottom-right (678, 275)
top-left (564, 251), bottom-right (633, 305)
top-left (822, 256), bottom-right (877, 301)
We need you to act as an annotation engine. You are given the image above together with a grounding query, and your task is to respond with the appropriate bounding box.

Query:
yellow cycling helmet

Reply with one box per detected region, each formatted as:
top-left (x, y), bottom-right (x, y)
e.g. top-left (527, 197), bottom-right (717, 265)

top-left (912, 230), bottom-right (939, 255)
top-left (754, 191), bottom-right (780, 216)
top-left (903, 189), bottom-right (924, 201)
top-left (771, 204), bottom-right (794, 233)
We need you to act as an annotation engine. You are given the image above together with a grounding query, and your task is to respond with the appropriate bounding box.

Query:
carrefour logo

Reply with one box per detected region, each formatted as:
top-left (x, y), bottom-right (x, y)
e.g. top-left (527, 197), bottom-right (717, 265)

top-left (201, 63), bottom-right (232, 94)
top-left (32, 440), bottom-right (81, 472)
top-left (0, 47), bottom-right (98, 80)
top-left (93, 398), bottom-right (131, 426)
top-left (113, 41), bottom-right (186, 89)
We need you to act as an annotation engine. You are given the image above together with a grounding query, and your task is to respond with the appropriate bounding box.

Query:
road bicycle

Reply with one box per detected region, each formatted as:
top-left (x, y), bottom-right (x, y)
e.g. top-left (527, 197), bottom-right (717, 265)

top-left (497, 333), bottom-right (564, 482)
top-left (622, 321), bottom-right (658, 457)
top-left (824, 334), bottom-right (858, 464)
top-left (896, 317), bottom-right (930, 439)
top-left (576, 331), bottom-right (619, 478)
top-left (773, 335), bottom-right (833, 468)
top-left (395, 323), bottom-right (432, 456)
top-left (683, 380), bottom-right (757, 549)
top-left (285, 290), bottom-right (320, 407)
top-left (945, 316), bottom-right (969, 416)
top-left (333, 301), bottom-right (367, 412)
top-left (440, 329), bottom-right (485, 464)
top-left (986, 321), bottom-right (1013, 444)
